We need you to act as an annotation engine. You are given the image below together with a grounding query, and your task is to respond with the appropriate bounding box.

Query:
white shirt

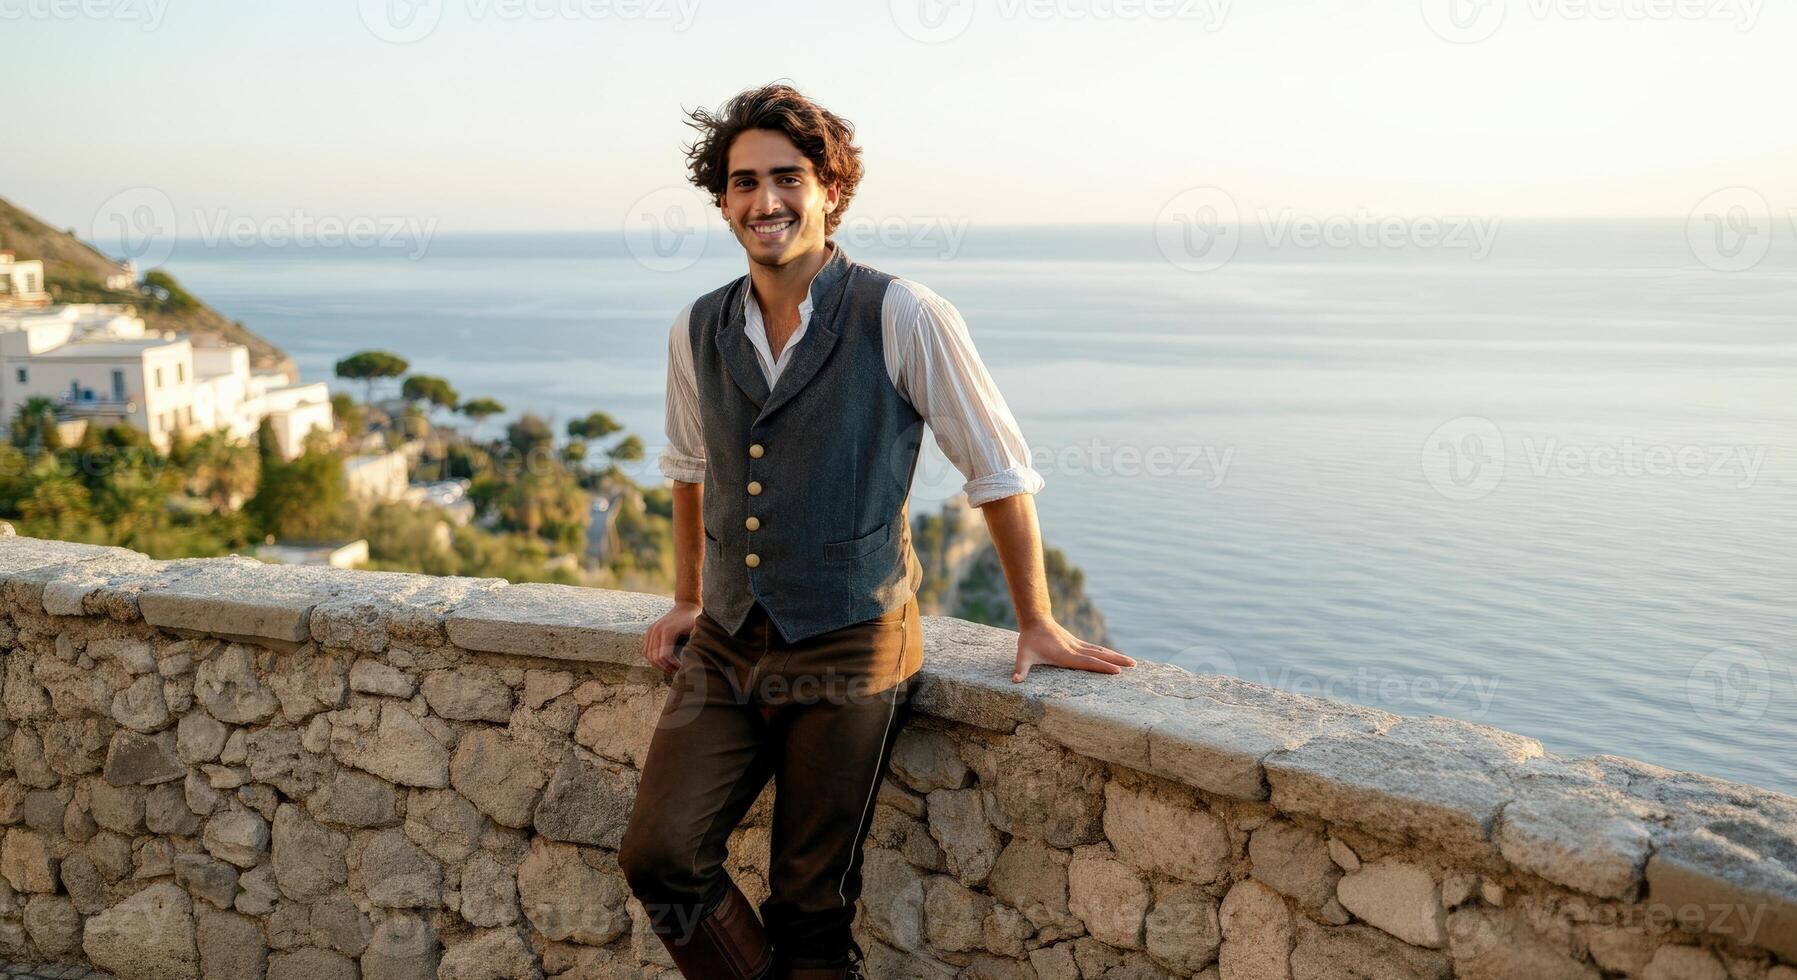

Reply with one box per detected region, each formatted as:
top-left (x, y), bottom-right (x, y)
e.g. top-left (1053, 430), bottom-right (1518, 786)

top-left (659, 269), bottom-right (1045, 507)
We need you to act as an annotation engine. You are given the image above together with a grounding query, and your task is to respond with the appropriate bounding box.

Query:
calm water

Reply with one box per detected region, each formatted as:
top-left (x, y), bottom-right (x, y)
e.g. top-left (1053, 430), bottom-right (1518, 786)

top-left (154, 223), bottom-right (1797, 794)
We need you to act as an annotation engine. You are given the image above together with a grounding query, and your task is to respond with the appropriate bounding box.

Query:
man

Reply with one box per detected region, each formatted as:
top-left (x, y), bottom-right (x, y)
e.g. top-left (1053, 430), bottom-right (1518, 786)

top-left (619, 83), bottom-right (1136, 979)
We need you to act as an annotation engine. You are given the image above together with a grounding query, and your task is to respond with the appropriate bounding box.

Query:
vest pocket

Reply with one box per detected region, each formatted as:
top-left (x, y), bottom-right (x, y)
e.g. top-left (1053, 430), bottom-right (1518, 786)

top-left (823, 521), bottom-right (891, 561)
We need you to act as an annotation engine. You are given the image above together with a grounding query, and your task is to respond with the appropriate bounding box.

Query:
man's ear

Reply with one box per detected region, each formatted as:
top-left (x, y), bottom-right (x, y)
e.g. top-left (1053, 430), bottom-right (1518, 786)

top-left (824, 182), bottom-right (839, 213)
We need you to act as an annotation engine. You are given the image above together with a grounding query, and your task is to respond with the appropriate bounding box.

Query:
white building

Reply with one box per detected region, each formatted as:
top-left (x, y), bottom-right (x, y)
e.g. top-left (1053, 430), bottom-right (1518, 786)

top-left (256, 538), bottom-right (369, 569)
top-left (104, 259), bottom-right (137, 292)
top-left (0, 304), bottom-right (333, 458)
top-left (344, 450), bottom-right (408, 500)
top-left (0, 251), bottom-right (49, 309)
top-left (406, 478), bottom-right (475, 526)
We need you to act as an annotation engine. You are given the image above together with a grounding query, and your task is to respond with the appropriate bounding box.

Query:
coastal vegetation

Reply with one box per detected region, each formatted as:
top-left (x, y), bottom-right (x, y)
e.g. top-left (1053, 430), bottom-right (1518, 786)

top-left (0, 351), bottom-right (676, 592)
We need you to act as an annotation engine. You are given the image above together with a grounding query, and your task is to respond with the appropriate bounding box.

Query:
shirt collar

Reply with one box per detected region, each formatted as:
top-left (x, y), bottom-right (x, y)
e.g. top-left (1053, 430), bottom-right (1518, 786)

top-left (743, 240), bottom-right (841, 324)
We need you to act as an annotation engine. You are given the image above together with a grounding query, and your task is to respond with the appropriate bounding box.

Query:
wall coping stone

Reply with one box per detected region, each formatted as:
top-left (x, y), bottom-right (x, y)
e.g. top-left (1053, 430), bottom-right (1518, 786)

top-left (2, 532), bottom-right (1792, 960)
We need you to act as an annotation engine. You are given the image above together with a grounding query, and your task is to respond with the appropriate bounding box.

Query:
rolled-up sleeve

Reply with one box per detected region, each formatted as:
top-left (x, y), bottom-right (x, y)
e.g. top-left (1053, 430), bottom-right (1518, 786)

top-left (884, 279), bottom-right (1045, 507)
top-left (658, 302), bottom-right (708, 484)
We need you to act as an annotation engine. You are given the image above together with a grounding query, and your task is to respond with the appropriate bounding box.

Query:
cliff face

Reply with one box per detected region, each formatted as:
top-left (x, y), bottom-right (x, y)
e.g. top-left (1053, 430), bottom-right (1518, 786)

top-left (912, 495), bottom-right (1111, 645)
top-left (0, 194), bottom-right (293, 374)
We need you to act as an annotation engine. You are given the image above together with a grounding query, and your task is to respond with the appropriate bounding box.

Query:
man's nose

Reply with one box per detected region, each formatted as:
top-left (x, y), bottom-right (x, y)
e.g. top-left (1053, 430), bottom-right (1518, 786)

top-left (753, 183), bottom-right (782, 217)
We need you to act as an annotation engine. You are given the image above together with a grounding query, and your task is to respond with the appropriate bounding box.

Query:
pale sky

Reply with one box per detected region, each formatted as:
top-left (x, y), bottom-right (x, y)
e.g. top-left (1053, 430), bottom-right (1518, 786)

top-left (2, 0), bottom-right (1792, 234)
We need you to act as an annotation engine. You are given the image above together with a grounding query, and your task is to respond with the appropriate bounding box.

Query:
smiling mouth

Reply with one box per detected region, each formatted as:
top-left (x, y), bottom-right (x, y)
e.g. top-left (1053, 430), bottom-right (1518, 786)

top-left (748, 218), bottom-right (795, 239)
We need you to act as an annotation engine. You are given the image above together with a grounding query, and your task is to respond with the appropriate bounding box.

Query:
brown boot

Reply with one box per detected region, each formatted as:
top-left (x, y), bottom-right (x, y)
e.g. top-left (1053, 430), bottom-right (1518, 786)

top-left (655, 879), bottom-right (773, 979)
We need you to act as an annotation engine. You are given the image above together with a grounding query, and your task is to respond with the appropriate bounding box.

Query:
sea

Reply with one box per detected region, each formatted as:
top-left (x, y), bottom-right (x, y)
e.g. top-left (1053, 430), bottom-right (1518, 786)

top-left (140, 220), bottom-right (1796, 795)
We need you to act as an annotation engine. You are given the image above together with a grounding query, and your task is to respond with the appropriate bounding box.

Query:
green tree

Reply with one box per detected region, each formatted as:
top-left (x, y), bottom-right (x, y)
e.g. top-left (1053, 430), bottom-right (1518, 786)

top-left (401, 375), bottom-right (459, 416)
top-left (0, 444), bottom-right (30, 513)
top-left (10, 398), bottom-right (63, 455)
top-left (334, 350), bottom-right (410, 405)
top-left (458, 397), bottom-right (505, 440)
top-left (17, 460), bottom-right (93, 539)
top-left (386, 403), bottom-right (424, 441)
top-left (445, 441), bottom-right (491, 482)
top-left (90, 450), bottom-right (179, 546)
top-left (566, 411), bottom-right (621, 445)
top-left (605, 490), bottom-right (668, 578)
top-left (73, 421), bottom-right (106, 458)
top-left (167, 427), bottom-right (195, 466)
top-left (361, 500), bottom-right (460, 577)
top-left (255, 416), bottom-right (281, 470)
top-left (566, 412), bottom-right (643, 483)
top-left (140, 270), bottom-right (199, 313)
top-left (247, 442), bottom-right (346, 541)
top-left (495, 467), bottom-right (590, 553)
top-left (331, 392), bottom-right (367, 440)
top-left (183, 430), bottom-right (260, 513)
top-left (609, 434), bottom-right (644, 465)
top-left (98, 422), bottom-right (153, 451)
top-left (506, 412), bottom-right (555, 461)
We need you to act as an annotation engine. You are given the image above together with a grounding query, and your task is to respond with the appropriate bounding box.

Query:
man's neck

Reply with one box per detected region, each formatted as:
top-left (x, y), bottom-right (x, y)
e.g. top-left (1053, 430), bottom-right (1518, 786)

top-left (748, 240), bottom-right (832, 327)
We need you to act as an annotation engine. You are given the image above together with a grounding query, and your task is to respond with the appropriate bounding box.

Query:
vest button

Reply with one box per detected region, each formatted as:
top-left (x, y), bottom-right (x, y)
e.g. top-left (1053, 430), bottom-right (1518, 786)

top-left (745, 516), bottom-right (760, 531)
top-left (744, 553), bottom-right (760, 568)
top-left (747, 481), bottom-right (762, 495)
top-left (749, 443), bottom-right (765, 458)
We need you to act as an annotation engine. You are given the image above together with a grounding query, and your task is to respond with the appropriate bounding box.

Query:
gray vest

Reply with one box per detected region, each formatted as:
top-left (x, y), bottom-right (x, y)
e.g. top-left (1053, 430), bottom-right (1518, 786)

top-left (687, 242), bottom-right (925, 644)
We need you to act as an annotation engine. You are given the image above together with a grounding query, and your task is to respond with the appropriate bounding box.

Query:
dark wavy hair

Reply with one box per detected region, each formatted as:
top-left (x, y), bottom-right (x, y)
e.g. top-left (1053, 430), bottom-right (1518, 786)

top-left (683, 83), bottom-right (864, 236)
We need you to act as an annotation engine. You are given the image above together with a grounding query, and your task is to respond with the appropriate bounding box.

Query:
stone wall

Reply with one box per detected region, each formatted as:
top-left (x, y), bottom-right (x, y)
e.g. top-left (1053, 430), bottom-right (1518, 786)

top-left (0, 531), bottom-right (1792, 980)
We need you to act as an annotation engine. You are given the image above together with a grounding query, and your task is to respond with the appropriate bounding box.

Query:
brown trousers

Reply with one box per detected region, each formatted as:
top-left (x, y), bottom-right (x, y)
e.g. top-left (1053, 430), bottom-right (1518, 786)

top-left (620, 596), bottom-right (925, 968)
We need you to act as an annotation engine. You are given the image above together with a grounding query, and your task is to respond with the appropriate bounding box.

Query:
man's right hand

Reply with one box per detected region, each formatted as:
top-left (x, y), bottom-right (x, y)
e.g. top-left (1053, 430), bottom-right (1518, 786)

top-left (643, 601), bottom-right (702, 675)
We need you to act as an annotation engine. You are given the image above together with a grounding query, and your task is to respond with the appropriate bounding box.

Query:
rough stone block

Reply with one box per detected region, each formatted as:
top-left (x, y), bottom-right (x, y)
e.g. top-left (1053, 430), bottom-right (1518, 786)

top-left (139, 559), bottom-right (353, 645)
top-left (445, 583), bottom-right (664, 665)
top-left (82, 881), bottom-right (200, 980)
top-left (1265, 716), bottom-right (1543, 854)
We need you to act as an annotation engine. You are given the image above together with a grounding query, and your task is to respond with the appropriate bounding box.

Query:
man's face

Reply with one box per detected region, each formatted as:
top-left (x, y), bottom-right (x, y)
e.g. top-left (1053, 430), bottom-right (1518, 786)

top-left (720, 128), bottom-right (838, 268)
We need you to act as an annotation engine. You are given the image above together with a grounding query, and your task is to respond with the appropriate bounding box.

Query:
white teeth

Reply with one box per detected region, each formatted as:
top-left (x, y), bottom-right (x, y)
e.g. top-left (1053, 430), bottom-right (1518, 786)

top-left (753, 220), bottom-right (792, 234)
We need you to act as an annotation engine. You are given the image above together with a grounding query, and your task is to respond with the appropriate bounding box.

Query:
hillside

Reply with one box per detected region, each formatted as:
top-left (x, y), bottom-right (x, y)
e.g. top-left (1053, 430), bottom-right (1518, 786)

top-left (0, 194), bottom-right (293, 374)
top-left (913, 495), bottom-right (1112, 645)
